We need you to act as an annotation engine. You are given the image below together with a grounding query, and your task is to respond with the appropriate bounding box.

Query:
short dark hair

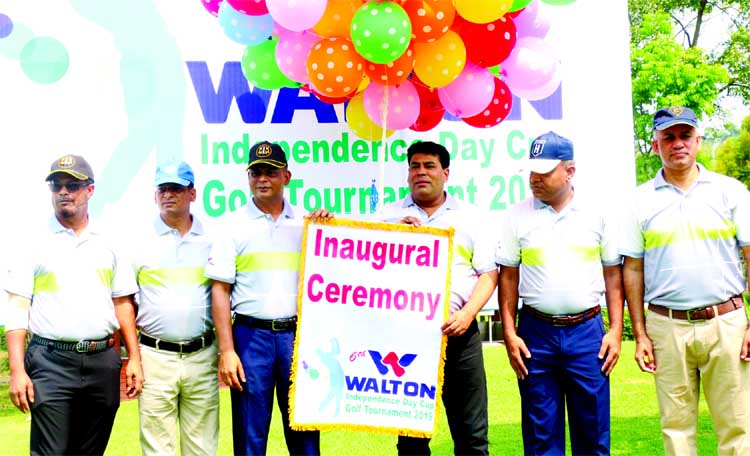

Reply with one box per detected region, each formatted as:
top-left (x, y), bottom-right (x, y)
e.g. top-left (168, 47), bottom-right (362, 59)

top-left (406, 141), bottom-right (450, 169)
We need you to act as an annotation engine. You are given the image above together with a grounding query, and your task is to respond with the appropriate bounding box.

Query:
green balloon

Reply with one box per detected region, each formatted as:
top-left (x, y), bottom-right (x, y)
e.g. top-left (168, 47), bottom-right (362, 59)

top-left (350, 1), bottom-right (411, 65)
top-left (540, 0), bottom-right (577, 4)
top-left (509, 0), bottom-right (533, 12)
top-left (241, 37), bottom-right (302, 90)
top-left (19, 36), bottom-right (69, 84)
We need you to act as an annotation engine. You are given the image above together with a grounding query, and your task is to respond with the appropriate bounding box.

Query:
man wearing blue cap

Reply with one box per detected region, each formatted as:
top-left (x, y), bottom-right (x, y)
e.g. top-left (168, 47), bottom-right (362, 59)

top-left (132, 161), bottom-right (219, 455)
top-left (207, 141), bottom-right (330, 455)
top-left (621, 106), bottom-right (750, 454)
top-left (497, 132), bottom-right (624, 455)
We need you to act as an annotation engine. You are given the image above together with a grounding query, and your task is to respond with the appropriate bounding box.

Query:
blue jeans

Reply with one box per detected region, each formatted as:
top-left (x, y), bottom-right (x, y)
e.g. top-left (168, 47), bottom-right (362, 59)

top-left (517, 309), bottom-right (610, 456)
top-left (231, 320), bottom-right (320, 456)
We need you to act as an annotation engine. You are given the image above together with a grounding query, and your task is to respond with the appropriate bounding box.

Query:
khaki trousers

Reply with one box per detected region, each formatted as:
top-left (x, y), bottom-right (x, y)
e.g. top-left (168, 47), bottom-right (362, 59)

top-left (647, 308), bottom-right (750, 456)
top-left (139, 340), bottom-right (219, 456)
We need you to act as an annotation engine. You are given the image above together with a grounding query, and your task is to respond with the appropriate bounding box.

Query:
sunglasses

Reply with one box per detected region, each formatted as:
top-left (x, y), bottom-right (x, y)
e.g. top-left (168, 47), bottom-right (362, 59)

top-left (47, 181), bottom-right (92, 192)
top-left (157, 184), bottom-right (190, 194)
top-left (249, 168), bottom-right (282, 178)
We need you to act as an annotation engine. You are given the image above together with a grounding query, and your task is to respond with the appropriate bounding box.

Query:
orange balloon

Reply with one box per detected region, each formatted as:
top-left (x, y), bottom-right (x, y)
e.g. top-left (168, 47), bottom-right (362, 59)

top-left (413, 30), bottom-right (466, 88)
top-left (402, 0), bottom-right (456, 42)
top-left (364, 46), bottom-right (415, 85)
top-left (307, 37), bottom-right (365, 98)
top-left (313, 0), bottom-right (364, 37)
top-left (346, 94), bottom-right (395, 141)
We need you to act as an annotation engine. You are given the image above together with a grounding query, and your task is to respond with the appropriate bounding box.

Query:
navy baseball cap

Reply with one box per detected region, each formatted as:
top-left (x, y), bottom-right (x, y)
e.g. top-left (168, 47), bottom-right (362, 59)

top-left (653, 106), bottom-right (698, 131)
top-left (155, 161), bottom-right (194, 187)
top-left (247, 141), bottom-right (288, 169)
top-left (526, 131), bottom-right (574, 174)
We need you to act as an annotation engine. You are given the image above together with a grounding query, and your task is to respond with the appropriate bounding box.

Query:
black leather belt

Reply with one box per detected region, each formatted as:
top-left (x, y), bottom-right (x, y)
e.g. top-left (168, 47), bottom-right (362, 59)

top-left (234, 313), bottom-right (297, 332)
top-left (522, 305), bottom-right (601, 327)
top-left (31, 335), bottom-right (114, 353)
top-left (649, 295), bottom-right (744, 322)
top-left (139, 331), bottom-right (215, 354)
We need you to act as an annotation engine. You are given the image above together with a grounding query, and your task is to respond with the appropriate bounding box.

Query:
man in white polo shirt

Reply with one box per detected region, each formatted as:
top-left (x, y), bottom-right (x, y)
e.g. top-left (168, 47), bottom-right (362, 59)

top-left (206, 141), bottom-right (330, 456)
top-left (133, 161), bottom-right (218, 456)
top-left (497, 132), bottom-right (624, 456)
top-left (621, 106), bottom-right (750, 455)
top-left (4, 154), bottom-right (142, 455)
top-left (380, 141), bottom-right (498, 455)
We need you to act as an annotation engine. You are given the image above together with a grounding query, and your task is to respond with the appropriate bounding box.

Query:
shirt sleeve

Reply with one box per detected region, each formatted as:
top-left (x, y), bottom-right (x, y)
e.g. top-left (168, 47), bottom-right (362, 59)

top-left (618, 193), bottom-right (645, 259)
top-left (4, 241), bottom-right (36, 299)
top-left (731, 179), bottom-right (750, 246)
top-left (495, 210), bottom-right (521, 267)
top-left (468, 211), bottom-right (498, 274)
top-left (600, 209), bottom-right (623, 266)
top-left (110, 237), bottom-right (138, 298)
top-left (205, 234), bottom-right (238, 284)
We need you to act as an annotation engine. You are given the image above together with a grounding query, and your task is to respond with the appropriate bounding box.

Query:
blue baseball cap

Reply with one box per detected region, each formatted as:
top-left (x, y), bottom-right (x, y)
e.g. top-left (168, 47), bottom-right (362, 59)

top-left (155, 161), bottom-right (194, 187)
top-left (653, 106), bottom-right (698, 131)
top-left (526, 131), bottom-right (574, 174)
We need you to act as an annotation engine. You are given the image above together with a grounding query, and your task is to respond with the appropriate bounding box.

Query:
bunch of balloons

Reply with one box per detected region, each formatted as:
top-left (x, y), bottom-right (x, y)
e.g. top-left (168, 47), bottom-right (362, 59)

top-left (202, 0), bottom-right (575, 140)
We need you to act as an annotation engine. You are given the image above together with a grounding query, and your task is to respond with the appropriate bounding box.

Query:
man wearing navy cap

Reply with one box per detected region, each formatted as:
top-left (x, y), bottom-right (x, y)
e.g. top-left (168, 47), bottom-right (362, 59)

top-left (207, 141), bottom-right (330, 455)
top-left (5, 154), bottom-right (142, 455)
top-left (497, 132), bottom-right (624, 455)
top-left (621, 106), bottom-right (750, 454)
top-left (132, 161), bottom-right (219, 455)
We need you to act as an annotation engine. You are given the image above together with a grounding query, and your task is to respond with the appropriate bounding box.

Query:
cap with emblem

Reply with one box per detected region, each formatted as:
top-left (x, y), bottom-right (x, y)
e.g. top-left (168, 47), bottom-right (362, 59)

top-left (653, 106), bottom-right (698, 131)
top-left (247, 141), bottom-right (288, 170)
top-left (155, 161), bottom-right (195, 186)
top-left (525, 131), bottom-right (574, 174)
top-left (47, 155), bottom-right (94, 182)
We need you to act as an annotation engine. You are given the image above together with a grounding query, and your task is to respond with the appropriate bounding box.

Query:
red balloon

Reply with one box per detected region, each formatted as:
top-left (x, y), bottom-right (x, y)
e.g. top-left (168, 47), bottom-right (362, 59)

top-left (410, 77), bottom-right (446, 131)
top-left (299, 84), bottom-right (353, 104)
top-left (453, 15), bottom-right (517, 67)
top-left (462, 77), bottom-right (513, 128)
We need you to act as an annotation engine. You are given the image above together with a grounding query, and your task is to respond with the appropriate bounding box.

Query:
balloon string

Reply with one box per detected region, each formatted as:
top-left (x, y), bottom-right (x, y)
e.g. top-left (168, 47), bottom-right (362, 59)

top-left (378, 84), bottom-right (389, 216)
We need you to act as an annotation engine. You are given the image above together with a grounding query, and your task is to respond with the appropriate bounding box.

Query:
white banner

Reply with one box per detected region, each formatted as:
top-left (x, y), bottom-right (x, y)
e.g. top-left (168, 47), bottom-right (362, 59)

top-left (290, 219), bottom-right (453, 437)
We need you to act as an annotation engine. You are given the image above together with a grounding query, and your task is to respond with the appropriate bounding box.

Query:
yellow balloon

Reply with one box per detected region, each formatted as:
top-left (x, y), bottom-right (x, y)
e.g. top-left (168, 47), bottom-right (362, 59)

top-left (347, 94), bottom-right (395, 141)
top-left (453, 0), bottom-right (513, 24)
top-left (413, 30), bottom-right (466, 88)
top-left (313, 0), bottom-right (363, 37)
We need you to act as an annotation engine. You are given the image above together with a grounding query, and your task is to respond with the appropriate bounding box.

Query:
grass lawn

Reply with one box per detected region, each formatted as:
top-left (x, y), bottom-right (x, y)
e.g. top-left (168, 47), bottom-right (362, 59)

top-left (0, 341), bottom-right (719, 455)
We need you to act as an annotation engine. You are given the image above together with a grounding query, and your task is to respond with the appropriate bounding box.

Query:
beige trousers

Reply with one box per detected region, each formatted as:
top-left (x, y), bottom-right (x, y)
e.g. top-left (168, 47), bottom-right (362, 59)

top-left (647, 308), bottom-right (750, 456)
top-left (138, 340), bottom-right (219, 456)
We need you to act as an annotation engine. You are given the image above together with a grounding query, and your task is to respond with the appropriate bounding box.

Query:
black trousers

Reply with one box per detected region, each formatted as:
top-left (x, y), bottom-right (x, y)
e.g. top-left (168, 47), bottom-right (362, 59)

top-left (25, 341), bottom-right (122, 456)
top-left (397, 320), bottom-right (489, 455)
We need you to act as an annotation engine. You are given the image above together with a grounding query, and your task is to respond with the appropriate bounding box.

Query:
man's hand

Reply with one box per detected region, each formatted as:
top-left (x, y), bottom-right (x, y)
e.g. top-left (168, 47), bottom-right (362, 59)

top-left (740, 328), bottom-right (750, 361)
top-left (598, 330), bottom-right (621, 376)
top-left (442, 309), bottom-right (473, 336)
top-left (399, 216), bottom-right (421, 226)
top-left (9, 369), bottom-right (34, 413)
top-left (634, 334), bottom-right (656, 373)
top-left (307, 209), bottom-right (334, 221)
top-left (219, 350), bottom-right (246, 390)
top-left (504, 334), bottom-right (531, 380)
top-left (124, 358), bottom-right (144, 398)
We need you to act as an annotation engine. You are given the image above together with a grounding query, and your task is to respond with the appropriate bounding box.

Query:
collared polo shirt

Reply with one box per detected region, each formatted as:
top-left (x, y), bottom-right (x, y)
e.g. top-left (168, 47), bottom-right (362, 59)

top-left (380, 194), bottom-right (496, 313)
top-left (620, 165), bottom-right (750, 309)
top-left (205, 198), bottom-right (302, 319)
top-left (496, 194), bottom-right (621, 315)
top-left (133, 215), bottom-right (213, 341)
top-left (4, 216), bottom-right (137, 340)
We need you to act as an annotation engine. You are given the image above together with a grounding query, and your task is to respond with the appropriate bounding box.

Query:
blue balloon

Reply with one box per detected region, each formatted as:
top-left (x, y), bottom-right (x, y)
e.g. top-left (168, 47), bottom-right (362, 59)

top-left (218, 2), bottom-right (274, 46)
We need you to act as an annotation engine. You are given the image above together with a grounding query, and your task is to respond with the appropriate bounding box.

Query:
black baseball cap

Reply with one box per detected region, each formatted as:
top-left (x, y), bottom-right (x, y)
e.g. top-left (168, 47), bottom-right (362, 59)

top-left (246, 141), bottom-right (288, 170)
top-left (47, 154), bottom-right (94, 182)
top-left (653, 106), bottom-right (699, 131)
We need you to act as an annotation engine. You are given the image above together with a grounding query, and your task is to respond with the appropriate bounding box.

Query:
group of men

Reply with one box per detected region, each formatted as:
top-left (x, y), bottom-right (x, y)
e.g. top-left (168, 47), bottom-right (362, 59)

top-left (4, 104), bottom-right (750, 456)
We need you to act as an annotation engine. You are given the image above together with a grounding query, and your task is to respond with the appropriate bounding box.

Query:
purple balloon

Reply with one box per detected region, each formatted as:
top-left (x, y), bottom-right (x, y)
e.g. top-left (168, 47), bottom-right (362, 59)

top-left (502, 36), bottom-right (559, 96)
top-left (513, 0), bottom-right (551, 39)
top-left (0, 13), bottom-right (13, 39)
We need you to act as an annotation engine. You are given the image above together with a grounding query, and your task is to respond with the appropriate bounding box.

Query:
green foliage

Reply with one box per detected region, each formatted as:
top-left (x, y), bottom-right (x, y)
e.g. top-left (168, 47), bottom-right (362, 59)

top-left (713, 116), bottom-right (750, 187)
top-left (0, 326), bottom-right (5, 352)
top-left (602, 307), bottom-right (634, 341)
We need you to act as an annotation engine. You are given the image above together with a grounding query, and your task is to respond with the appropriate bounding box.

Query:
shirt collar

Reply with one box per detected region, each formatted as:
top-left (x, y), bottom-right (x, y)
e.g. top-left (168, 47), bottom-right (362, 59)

top-left (402, 192), bottom-right (460, 213)
top-left (48, 215), bottom-right (97, 235)
top-left (532, 190), bottom-right (580, 214)
top-left (246, 197), bottom-right (295, 220)
top-left (654, 163), bottom-right (712, 189)
top-left (153, 214), bottom-right (204, 236)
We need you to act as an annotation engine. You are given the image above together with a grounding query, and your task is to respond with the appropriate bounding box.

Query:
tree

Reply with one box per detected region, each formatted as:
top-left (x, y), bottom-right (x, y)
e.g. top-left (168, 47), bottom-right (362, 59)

top-left (628, 0), bottom-right (750, 183)
top-left (713, 116), bottom-right (750, 187)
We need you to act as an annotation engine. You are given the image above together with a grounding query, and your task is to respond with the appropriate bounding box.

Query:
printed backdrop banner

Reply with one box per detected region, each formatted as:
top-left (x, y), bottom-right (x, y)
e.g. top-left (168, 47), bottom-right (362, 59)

top-left (290, 219), bottom-right (453, 437)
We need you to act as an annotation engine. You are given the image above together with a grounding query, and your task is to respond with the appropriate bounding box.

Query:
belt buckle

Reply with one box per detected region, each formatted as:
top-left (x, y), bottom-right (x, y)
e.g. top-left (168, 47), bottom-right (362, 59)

top-left (75, 340), bottom-right (94, 353)
top-left (272, 319), bottom-right (283, 331)
top-left (687, 306), bottom-right (712, 322)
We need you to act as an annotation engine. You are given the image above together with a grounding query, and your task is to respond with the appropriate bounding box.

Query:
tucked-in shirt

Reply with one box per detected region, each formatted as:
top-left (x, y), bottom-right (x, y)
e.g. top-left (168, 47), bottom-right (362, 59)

top-left (496, 194), bottom-right (621, 315)
top-left (380, 194), bottom-right (497, 313)
top-left (133, 215), bottom-right (213, 341)
top-left (620, 165), bottom-right (750, 310)
top-left (4, 216), bottom-right (137, 340)
top-left (205, 198), bottom-right (302, 319)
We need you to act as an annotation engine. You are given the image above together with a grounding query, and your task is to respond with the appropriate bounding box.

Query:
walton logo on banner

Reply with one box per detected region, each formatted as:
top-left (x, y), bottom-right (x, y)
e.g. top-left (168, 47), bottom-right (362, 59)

top-left (369, 351), bottom-right (417, 378)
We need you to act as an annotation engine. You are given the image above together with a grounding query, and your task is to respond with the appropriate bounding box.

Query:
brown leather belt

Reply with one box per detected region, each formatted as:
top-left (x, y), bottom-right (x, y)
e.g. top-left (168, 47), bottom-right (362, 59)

top-left (648, 295), bottom-right (744, 322)
top-left (522, 305), bottom-right (601, 327)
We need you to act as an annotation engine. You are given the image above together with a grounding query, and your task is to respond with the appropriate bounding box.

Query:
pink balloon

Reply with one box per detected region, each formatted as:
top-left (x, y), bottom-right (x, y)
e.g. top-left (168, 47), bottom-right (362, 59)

top-left (510, 67), bottom-right (561, 100)
top-left (513, 0), bottom-right (550, 39)
top-left (437, 62), bottom-right (495, 118)
top-left (266, 0), bottom-right (327, 32)
top-left (276, 30), bottom-right (319, 84)
top-left (502, 36), bottom-right (559, 95)
top-left (363, 81), bottom-right (421, 130)
top-left (227, 0), bottom-right (268, 15)
top-left (201, 0), bottom-right (222, 16)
